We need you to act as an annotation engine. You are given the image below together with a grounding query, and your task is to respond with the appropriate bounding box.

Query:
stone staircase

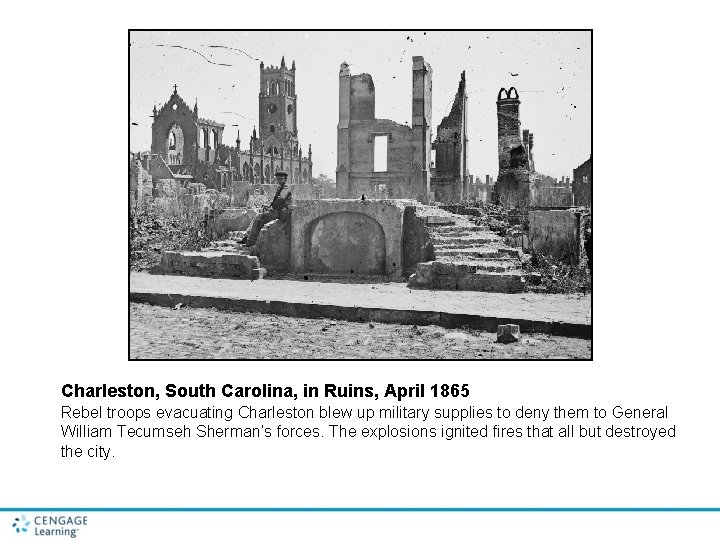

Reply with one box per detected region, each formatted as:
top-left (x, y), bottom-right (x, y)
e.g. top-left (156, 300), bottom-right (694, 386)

top-left (408, 207), bottom-right (526, 293)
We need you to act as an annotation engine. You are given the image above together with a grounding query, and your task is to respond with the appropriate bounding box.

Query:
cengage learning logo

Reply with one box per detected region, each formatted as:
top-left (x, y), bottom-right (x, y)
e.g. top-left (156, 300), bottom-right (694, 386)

top-left (12, 515), bottom-right (30, 533)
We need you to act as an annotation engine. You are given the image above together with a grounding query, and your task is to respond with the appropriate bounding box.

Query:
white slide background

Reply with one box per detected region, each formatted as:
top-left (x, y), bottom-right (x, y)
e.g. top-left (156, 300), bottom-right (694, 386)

top-left (2, 1), bottom-right (719, 538)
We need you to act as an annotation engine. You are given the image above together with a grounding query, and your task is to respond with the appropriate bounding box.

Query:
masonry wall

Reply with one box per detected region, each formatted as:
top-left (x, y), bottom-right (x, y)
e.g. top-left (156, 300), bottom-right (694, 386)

top-left (401, 205), bottom-right (434, 276)
top-left (253, 218), bottom-right (291, 272)
top-left (432, 72), bottom-right (467, 203)
top-left (494, 88), bottom-right (532, 207)
top-left (528, 209), bottom-right (581, 259)
top-left (290, 199), bottom-right (409, 280)
top-left (151, 92), bottom-right (198, 171)
top-left (231, 181), bottom-right (319, 205)
top-left (336, 58), bottom-right (432, 203)
top-left (532, 187), bottom-right (573, 207)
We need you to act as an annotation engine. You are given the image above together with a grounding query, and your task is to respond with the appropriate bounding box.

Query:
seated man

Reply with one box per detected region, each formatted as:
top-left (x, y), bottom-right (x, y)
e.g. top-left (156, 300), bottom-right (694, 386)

top-left (241, 171), bottom-right (292, 246)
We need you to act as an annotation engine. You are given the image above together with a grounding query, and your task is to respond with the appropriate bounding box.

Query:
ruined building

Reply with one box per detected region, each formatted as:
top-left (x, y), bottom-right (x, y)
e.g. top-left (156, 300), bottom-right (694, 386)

top-left (150, 85), bottom-right (226, 187)
top-left (149, 58), bottom-right (312, 193)
top-left (572, 155), bottom-right (592, 207)
top-left (258, 57), bottom-right (299, 159)
top-left (336, 57), bottom-right (432, 203)
top-left (431, 71), bottom-right (469, 203)
top-left (493, 87), bottom-right (534, 207)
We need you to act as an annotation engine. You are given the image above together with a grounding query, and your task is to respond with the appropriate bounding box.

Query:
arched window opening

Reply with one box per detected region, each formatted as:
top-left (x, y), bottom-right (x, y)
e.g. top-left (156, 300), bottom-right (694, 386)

top-left (167, 124), bottom-right (184, 165)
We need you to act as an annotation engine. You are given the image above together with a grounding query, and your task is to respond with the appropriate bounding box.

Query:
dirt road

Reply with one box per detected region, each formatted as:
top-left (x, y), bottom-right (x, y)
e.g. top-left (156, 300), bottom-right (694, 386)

top-left (130, 303), bottom-right (591, 360)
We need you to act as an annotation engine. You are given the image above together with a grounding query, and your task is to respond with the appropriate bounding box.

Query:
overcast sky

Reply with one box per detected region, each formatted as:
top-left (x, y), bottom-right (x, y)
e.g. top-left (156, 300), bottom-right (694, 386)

top-left (130, 30), bottom-right (590, 180)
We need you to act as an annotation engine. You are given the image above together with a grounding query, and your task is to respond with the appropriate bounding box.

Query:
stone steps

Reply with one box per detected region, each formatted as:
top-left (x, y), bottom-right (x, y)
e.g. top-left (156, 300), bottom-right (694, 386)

top-left (440, 259), bottom-right (522, 273)
top-left (408, 261), bottom-right (525, 293)
top-left (434, 246), bottom-right (520, 259)
top-left (423, 215), bottom-right (456, 225)
top-left (428, 224), bottom-right (484, 234)
top-left (431, 235), bottom-right (497, 248)
top-left (227, 230), bottom-right (247, 240)
top-left (431, 226), bottom-right (490, 236)
top-left (206, 239), bottom-right (241, 252)
top-left (408, 206), bottom-right (526, 293)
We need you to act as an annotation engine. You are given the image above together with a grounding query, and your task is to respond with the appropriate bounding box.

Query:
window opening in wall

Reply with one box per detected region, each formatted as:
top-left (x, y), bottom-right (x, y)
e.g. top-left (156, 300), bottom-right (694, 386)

top-left (374, 183), bottom-right (389, 199)
top-left (373, 135), bottom-right (388, 173)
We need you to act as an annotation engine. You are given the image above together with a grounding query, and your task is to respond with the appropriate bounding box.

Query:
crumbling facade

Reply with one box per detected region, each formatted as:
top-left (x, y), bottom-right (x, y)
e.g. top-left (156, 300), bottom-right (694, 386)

top-left (493, 87), bottom-right (533, 207)
top-left (336, 57), bottom-right (432, 203)
top-left (431, 72), bottom-right (469, 203)
top-left (148, 58), bottom-right (313, 195)
top-left (150, 85), bottom-right (226, 186)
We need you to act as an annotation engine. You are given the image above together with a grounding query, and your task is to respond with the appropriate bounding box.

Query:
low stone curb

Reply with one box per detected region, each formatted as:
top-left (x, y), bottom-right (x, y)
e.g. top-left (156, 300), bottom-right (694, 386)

top-left (130, 291), bottom-right (591, 340)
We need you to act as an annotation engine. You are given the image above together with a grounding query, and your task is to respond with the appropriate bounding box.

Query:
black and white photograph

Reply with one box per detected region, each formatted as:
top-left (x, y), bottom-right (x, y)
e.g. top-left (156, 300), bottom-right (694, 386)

top-left (6, 4), bottom-right (720, 538)
top-left (129, 30), bottom-right (592, 359)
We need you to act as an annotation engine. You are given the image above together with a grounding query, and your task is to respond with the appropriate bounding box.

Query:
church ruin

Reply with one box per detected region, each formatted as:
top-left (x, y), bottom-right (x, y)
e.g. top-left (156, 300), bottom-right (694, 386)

top-left (148, 58), bottom-right (313, 194)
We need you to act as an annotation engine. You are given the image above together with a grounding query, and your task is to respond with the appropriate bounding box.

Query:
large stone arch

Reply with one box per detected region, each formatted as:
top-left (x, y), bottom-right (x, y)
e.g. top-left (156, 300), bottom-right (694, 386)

top-left (290, 200), bottom-right (406, 279)
top-left (304, 212), bottom-right (386, 275)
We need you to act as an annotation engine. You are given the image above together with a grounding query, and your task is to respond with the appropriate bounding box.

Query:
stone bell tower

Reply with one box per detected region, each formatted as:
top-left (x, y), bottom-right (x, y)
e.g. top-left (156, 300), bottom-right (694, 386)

top-left (258, 56), bottom-right (299, 159)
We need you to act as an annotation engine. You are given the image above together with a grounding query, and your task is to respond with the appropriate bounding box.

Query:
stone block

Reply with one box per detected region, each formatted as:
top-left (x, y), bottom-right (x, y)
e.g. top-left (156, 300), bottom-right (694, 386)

top-left (497, 324), bottom-right (520, 343)
top-left (158, 250), bottom-right (264, 279)
top-left (426, 215), bottom-right (455, 225)
top-left (212, 208), bottom-right (258, 237)
top-left (253, 219), bottom-right (290, 272)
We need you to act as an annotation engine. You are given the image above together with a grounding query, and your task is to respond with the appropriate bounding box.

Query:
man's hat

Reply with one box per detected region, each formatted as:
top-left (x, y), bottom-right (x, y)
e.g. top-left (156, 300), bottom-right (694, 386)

top-left (274, 171), bottom-right (288, 183)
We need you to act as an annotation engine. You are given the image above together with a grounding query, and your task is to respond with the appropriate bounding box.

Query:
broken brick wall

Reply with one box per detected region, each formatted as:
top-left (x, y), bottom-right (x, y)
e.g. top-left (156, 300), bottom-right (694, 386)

top-left (336, 58), bottom-right (432, 202)
top-left (494, 88), bottom-right (532, 207)
top-left (432, 72), bottom-right (468, 203)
